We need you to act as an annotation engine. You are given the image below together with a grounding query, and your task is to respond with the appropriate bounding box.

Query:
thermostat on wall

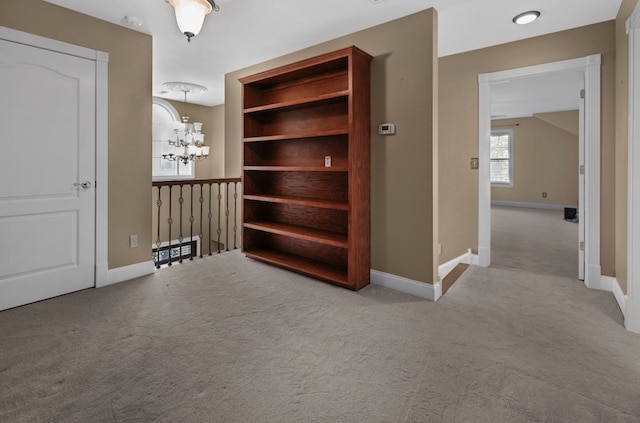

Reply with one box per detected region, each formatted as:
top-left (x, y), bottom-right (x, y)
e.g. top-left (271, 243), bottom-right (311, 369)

top-left (378, 123), bottom-right (396, 135)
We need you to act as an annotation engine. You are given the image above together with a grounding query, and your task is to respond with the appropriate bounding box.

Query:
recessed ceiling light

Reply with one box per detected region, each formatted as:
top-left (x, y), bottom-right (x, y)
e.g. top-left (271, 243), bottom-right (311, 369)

top-left (512, 11), bottom-right (540, 25)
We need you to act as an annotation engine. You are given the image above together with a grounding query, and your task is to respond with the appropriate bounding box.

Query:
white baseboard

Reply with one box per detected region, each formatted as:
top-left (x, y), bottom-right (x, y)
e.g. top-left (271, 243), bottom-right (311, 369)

top-left (626, 296), bottom-right (640, 333)
top-left (585, 264), bottom-right (603, 291)
top-left (491, 200), bottom-right (577, 211)
top-left (600, 276), bottom-right (627, 318)
top-left (98, 260), bottom-right (155, 288)
top-left (370, 270), bottom-right (440, 301)
top-left (600, 275), bottom-right (614, 292)
top-left (439, 248), bottom-right (478, 281)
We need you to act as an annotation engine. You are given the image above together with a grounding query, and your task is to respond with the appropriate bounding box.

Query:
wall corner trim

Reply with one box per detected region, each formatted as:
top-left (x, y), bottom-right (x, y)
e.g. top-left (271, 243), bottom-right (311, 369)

top-left (370, 270), bottom-right (440, 301)
top-left (99, 261), bottom-right (155, 288)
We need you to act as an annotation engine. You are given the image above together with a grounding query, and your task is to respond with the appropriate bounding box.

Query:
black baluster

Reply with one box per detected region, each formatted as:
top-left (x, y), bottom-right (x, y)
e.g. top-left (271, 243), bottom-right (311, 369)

top-left (209, 183), bottom-right (214, 255)
top-left (225, 182), bottom-right (230, 252)
top-left (167, 185), bottom-right (173, 266)
top-left (155, 185), bottom-right (163, 268)
top-left (233, 182), bottom-right (238, 250)
top-left (189, 183), bottom-right (194, 261)
top-left (217, 183), bottom-right (222, 254)
top-left (178, 184), bottom-right (184, 264)
top-left (199, 183), bottom-right (204, 258)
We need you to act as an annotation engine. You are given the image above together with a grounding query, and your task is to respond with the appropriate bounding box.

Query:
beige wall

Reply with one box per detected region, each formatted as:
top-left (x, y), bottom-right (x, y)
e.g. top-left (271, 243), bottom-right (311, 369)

top-left (491, 115), bottom-right (579, 206)
top-left (0, 0), bottom-right (153, 269)
top-left (225, 10), bottom-right (439, 284)
top-left (534, 110), bottom-right (579, 136)
top-left (439, 21), bottom-right (617, 276)
top-left (4, 1), bottom-right (631, 287)
top-left (210, 105), bottom-right (225, 179)
top-left (615, 0), bottom-right (638, 294)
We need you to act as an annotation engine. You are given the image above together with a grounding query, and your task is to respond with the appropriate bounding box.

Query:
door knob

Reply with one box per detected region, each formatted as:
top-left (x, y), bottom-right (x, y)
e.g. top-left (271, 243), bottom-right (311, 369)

top-left (73, 181), bottom-right (92, 189)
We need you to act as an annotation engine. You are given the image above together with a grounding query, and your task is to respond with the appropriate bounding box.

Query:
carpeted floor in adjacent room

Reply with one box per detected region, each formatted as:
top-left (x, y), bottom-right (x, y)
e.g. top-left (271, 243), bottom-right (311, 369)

top-left (491, 205), bottom-right (579, 279)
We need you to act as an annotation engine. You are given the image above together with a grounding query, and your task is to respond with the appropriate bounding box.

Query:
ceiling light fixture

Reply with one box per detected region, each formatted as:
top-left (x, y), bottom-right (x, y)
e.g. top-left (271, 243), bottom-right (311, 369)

top-left (168, 0), bottom-right (219, 42)
top-left (512, 11), bottom-right (540, 25)
top-left (161, 82), bottom-right (210, 165)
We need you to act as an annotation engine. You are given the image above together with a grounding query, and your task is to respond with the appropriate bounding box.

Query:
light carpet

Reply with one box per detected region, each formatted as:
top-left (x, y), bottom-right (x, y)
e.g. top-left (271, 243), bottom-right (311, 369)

top-left (1, 251), bottom-right (639, 422)
top-left (492, 206), bottom-right (579, 279)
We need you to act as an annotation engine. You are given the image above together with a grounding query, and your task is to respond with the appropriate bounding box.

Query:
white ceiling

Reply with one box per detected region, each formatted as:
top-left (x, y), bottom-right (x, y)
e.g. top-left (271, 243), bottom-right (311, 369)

top-left (491, 70), bottom-right (584, 119)
top-left (43, 0), bottom-right (621, 111)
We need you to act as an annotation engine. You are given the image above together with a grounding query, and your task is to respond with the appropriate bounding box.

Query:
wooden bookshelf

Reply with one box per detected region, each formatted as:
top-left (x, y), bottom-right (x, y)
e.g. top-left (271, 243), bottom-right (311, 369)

top-left (240, 46), bottom-right (372, 290)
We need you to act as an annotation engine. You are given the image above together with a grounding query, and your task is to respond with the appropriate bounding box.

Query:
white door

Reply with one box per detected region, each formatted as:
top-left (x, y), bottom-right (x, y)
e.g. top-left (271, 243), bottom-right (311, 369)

top-left (0, 39), bottom-right (96, 311)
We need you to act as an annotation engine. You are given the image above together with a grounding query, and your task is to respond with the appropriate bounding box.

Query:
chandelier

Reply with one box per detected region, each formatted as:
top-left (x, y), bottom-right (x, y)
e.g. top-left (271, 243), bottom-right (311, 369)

top-left (168, 0), bottom-right (219, 42)
top-left (162, 82), bottom-right (210, 166)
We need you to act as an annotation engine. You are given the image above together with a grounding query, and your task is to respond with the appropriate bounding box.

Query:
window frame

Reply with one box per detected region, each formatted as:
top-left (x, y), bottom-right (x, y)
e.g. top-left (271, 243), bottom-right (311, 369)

top-left (490, 129), bottom-right (514, 187)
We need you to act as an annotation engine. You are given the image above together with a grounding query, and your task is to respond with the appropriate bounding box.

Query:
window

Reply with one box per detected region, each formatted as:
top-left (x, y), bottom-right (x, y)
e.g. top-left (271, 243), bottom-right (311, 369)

top-left (152, 98), bottom-right (194, 180)
top-left (490, 129), bottom-right (513, 186)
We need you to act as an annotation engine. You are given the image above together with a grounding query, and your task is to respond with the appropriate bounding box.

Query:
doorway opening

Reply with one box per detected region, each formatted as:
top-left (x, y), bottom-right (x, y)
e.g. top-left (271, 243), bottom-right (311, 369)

top-left (478, 55), bottom-right (602, 289)
top-left (489, 81), bottom-right (581, 279)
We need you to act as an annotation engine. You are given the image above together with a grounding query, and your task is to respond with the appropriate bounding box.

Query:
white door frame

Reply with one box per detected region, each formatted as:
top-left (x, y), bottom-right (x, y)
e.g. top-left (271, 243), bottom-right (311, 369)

top-left (578, 80), bottom-right (586, 281)
top-left (478, 55), bottom-right (602, 289)
top-left (0, 26), bottom-right (109, 287)
top-left (625, 6), bottom-right (640, 333)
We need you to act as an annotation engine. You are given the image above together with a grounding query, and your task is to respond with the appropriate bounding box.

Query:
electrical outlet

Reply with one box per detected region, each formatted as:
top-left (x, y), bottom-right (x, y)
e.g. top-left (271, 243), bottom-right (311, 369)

top-left (470, 157), bottom-right (479, 170)
top-left (542, 192), bottom-right (548, 198)
top-left (129, 234), bottom-right (138, 248)
top-left (325, 155), bottom-right (331, 167)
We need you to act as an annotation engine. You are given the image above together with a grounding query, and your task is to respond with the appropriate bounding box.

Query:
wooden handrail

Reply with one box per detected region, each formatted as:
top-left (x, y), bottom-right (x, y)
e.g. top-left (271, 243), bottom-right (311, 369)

top-left (153, 177), bottom-right (241, 188)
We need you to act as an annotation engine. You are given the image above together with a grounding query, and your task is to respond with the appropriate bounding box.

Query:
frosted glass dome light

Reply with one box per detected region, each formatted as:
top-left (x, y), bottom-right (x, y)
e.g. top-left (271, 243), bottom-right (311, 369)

top-left (168, 0), bottom-right (219, 42)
